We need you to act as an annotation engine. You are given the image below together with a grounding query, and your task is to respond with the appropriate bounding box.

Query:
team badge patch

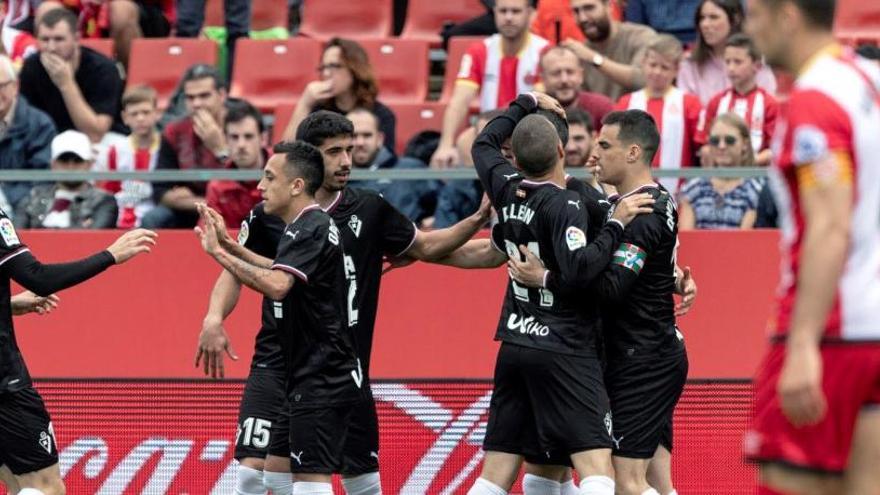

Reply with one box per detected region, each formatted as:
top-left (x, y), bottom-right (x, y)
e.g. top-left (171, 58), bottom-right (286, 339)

top-left (237, 220), bottom-right (249, 245)
top-left (613, 243), bottom-right (647, 274)
top-left (0, 218), bottom-right (20, 246)
top-left (348, 215), bottom-right (362, 238)
top-left (792, 125), bottom-right (828, 165)
top-left (39, 430), bottom-right (53, 454)
top-left (565, 226), bottom-right (587, 251)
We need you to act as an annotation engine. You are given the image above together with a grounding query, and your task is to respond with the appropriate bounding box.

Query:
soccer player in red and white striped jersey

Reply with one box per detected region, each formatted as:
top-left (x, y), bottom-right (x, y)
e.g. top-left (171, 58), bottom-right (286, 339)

top-left (743, 0), bottom-right (880, 493)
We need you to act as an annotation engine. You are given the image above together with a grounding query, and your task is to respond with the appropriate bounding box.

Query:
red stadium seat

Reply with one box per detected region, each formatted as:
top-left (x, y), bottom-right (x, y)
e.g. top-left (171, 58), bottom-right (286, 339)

top-left (440, 36), bottom-right (483, 103)
top-left (387, 102), bottom-right (446, 154)
top-left (80, 38), bottom-right (114, 59)
top-left (230, 38), bottom-right (322, 112)
top-left (401, 0), bottom-right (487, 46)
top-left (834, 1), bottom-right (880, 42)
top-left (359, 39), bottom-right (430, 104)
top-left (299, 0), bottom-right (392, 40)
top-left (127, 38), bottom-right (218, 109)
top-left (273, 102), bottom-right (297, 145)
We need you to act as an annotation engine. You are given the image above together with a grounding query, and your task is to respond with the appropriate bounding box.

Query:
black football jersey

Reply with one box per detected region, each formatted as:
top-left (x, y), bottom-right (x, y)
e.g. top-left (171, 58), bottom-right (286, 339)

top-left (324, 187), bottom-right (417, 381)
top-left (593, 184), bottom-right (684, 359)
top-left (475, 95), bottom-right (624, 356)
top-left (238, 202), bottom-right (287, 373)
top-left (0, 209), bottom-right (31, 392)
top-left (270, 205), bottom-right (362, 406)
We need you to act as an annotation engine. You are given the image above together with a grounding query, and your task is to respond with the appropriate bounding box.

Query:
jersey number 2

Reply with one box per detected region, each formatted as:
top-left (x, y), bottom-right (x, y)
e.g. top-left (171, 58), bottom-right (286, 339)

top-left (343, 255), bottom-right (359, 327)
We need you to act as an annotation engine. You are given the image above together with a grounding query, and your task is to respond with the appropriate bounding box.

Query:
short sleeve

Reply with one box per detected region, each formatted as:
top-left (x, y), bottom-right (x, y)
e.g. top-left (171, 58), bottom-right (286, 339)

top-left (0, 210), bottom-right (29, 265)
top-left (271, 224), bottom-right (330, 284)
top-left (239, 204), bottom-right (275, 258)
top-left (456, 42), bottom-right (485, 89)
top-left (378, 197), bottom-right (417, 256)
top-left (81, 58), bottom-right (122, 118)
top-left (786, 90), bottom-right (852, 167)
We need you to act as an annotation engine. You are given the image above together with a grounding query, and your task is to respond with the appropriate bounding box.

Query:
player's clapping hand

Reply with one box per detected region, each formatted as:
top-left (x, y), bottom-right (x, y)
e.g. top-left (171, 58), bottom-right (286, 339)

top-left (778, 340), bottom-right (827, 426)
top-left (611, 193), bottom-right (654, 226)
top-left (674, 266), bottom-right (697, 317)
top-left (195, 317), bottom-right (238, 379)
top-left (508, 245), bottom-right (546, 288)
top-left (194, 217), bottom-right (222, 256)
top-left (11, 291), bottom-right (60, 316)
top-left (197, 203), bottom-right (235, 249)
top-left (106, 229), bottom-right (158, 264)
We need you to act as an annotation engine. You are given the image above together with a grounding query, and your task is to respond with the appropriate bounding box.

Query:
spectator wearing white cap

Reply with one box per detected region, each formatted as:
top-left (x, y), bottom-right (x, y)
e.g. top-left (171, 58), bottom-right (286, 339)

top-left (14, 130), bottom-right (117, 229)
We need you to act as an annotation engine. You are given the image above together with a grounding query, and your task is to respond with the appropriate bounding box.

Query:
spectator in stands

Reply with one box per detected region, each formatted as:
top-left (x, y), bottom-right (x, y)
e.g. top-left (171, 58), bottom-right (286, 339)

top-left (19, 8), bottom-right (123, 143)
top-left (679, 113), bottom-right (762, 230)
top-left (696, 33), bottom-right (778, 166)
top-left (144, 64), bottom-right (229, 229)
top-left (540, 45), bottom-right (614, 131)
top-left (176, 0), bottom-right (248, 79)
top-left (94, 85), bottom-right (160, 228)
top-left (531, 0), bottom-right (584, 44)
top-left (615, 34), bottom-right (702, 194)
top-left (625, 0), bottom-right (701, 43)
top-left (15, 129), bottom-right (118, 228)
top-left (0, 54), bottom-right (57, 212)
top-left (676, 0), bottom-right (776, 104)
top-left (283, 38), bottom-right (397, 151)
top-left (205, 100), bottom-right (267, 226)
top-left (564, 108), bottom-right (595, 169)
top-left (566, 0), bottom-right (656, 102)
top-left (431, 0), bottom-right (547, 168)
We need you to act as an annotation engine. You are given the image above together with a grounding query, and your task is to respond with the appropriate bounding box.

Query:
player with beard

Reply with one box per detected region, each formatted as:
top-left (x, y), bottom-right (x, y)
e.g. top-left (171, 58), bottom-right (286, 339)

top-left (197, 110), bottom-right (490, 495)
top-left (564, 0), bottom-right (656, 101)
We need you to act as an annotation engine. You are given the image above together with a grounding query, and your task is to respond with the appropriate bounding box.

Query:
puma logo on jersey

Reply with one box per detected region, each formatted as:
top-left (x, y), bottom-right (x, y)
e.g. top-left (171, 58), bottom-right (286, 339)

top-left (503, 173), bottom-right (519, 180)
top-left (370, 451), bottom-right (380, 460)
top-left (568, 200), bottom-right (582, 210)
top-left (291, 451), bottom-right (304, 465)
top-left (611, 434), bottom-right (625, 450)
top-left (285, 230), bottom-right (299, 240)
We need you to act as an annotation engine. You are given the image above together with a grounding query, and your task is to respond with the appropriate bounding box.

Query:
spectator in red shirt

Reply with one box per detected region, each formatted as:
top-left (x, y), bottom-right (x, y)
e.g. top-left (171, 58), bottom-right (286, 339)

top-left (205, 100), bottom-right (266, 227)
top-left (696, 33), bottom-right (778, 166)
top-left (540, 45), bottom-right (614, 132)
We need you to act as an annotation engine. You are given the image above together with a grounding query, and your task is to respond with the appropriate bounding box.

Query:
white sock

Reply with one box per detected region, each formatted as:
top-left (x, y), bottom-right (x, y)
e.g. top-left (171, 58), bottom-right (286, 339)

top-left (292, 481), bottom-right (333, 494)
top-left (667, 491), bottom-right (678, 495)
top-left (641, 490), bottom-right (660, 495)
top-left (522, 473), bottom-right (561, 495)
top-left (18, 490), bottom-right (47, 495)
top-left (235, 465), bottom-right (268, 495)
top-left (263, 471), bottom-right (293, 495)
top-left (560, 480), bottom-right (579, 495)
top-left (467, 477), bottom-right (508, 495)
top-left (579, 475), bottom-right (614, 495)
top-left (342, 472), bottom-right (382, 495)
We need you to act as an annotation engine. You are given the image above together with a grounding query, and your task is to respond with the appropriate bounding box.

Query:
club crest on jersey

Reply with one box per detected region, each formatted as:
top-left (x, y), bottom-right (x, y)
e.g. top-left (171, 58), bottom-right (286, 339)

top-left (348, 215), bottom-right (362, 238)
top-left (39, 430), bottom-right (53, 454)
top-left (237, 220), bottom-right (249, 245)
top-left (0, 218), bottom-right (20, 246)
top-left (565, 226), bottom-right (587, 251)
top-left (613, 243), bottom-right (647, 274)
top-left (604, 412), bottom-right (613, 438)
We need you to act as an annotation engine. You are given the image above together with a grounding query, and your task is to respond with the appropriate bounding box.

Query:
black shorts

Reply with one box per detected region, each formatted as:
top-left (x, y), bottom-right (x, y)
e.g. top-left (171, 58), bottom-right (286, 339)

top-left (235, 371), bottom-right (287, 460)
top-left (269, 395), bottom-right (379, 475)
top-left (136, 1), bottom-right (172, 38)
top-left (605, 350), bottom-right (688, 459)
top-left (287, 404), bottom-right (354, 474)
top-left (0, 387), bottom-right (58, 475)
top-left (483, 343), bottom-right (612, 458)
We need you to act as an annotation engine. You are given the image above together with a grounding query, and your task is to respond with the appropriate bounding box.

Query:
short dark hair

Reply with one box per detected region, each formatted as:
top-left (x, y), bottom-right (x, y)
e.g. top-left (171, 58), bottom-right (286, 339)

top-left (225, 100), bottom-right (265, 134)
top-left (295, 110), bottom-right (354, 147)
top-left (37, 8), bottom-right (77, 36)
top-left (725, 33), bottom-right (760, 61)
top-left (601, 110), bottom-right (660, 165)
top-left (511, 114), bottom-right (560, 176)
top-left (273, 140), bottom-right (324, 196)
top-left (536, 109), bottom-right (570, 146)
top-left (346, 107), bottom-right (381, 132)
top-left (181, 63), bottom-right (225, 91)
top-left (566, 108), bottom-right (594, 134)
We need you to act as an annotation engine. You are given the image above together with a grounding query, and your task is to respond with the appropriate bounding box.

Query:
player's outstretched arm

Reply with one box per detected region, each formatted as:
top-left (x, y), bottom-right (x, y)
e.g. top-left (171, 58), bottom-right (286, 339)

top-left (433, 238), bottom-right (506, 269)
top-left (196, 270), bottom-right (241, 378)
top-left (11, 291), bottom-right (60, 316)
top-left (5, 229), bottom-right (157, 297)
top-left (472, 94), bottom-right (538, 201)
top-left (196, 220), bottom-right (294, 301)
top-left (407, 196), bottom-right (492, 261)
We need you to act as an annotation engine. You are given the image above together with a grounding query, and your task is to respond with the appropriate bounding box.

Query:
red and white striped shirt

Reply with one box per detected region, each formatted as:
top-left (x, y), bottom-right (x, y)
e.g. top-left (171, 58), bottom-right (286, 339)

top-left (697, 86), bottom-right (779, 153)
top-left (768, 45), bottom-right (880, 342)
top-left (456, 33), bottom-right (549, 112)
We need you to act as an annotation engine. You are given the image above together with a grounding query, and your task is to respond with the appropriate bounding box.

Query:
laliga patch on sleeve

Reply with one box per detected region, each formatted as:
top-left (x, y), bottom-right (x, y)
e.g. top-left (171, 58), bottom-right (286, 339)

top-left (237, 220), bottom-right (249, 245)
top-left (792, 125), bottom-right (828, 165)
top-left (566, 226), bottom-right (587, 251)
top-left (0, 218), bottom-right (20, 247)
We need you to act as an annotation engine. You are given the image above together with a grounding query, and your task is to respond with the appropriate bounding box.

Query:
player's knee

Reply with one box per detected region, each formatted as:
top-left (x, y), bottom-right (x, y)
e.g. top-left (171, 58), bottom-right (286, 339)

top-left (234, 464), bottom-right (266, 495)
top-left (292, 481), bottom-right (333, 494)
top-left (578, 475), bottom-right (615, 495)
top-left (521, 473), bottom-right (561, 494)
top-left (341, 471), bottom-right (381, 495)
top-left (262, 470), bottom-right (292, 495)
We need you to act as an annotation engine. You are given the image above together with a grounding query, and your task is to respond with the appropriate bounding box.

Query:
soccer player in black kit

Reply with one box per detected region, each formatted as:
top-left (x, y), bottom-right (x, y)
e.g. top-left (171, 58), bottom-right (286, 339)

top-left (510, 110), bottom-right (689, 495)
top-left (196, 111), bottom-right (489, 495)
top-left (0, 223), bottom-right (156, 495)
top-left (463, 91), bottom-right (654, 495)
top-left (196, 140), bottom-right (363, 495)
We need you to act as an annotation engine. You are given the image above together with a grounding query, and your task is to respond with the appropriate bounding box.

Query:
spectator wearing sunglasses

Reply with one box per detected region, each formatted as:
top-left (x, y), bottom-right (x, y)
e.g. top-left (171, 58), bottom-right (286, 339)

top-left (282, 38), bottom-right (396, 152)
top-left (678, 112), bottom-right (762, 230)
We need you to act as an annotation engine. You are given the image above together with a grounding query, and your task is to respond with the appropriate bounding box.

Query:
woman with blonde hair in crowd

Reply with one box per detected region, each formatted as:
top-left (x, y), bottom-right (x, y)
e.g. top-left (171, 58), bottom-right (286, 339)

top-left (678, 112), bottom-right (763, 230)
